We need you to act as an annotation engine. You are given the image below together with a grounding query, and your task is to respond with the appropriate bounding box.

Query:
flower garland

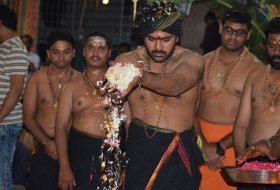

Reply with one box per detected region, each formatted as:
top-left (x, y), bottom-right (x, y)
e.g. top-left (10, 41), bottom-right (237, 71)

top-left (97, 62), bottom-right (141, 189)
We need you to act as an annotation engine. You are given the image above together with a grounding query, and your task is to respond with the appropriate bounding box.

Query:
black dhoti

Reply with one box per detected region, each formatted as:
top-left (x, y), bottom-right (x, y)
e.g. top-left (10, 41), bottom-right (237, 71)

top-left (68, 127), bottom-right (103, 190)
top-left (125, 118), bottom-right (204, 190)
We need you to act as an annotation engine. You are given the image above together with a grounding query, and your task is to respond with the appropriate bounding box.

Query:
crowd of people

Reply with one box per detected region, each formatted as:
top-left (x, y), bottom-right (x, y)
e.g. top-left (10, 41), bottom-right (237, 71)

top-left (0, 1), bottom-right (280, 190)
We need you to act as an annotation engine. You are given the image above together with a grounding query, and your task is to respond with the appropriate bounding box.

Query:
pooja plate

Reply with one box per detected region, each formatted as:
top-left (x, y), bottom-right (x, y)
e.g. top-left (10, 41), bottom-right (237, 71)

top-left (221, 166), bottom-right (280, 184)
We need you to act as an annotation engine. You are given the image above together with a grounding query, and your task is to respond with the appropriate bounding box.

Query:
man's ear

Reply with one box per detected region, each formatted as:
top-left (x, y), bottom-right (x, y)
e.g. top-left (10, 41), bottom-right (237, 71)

top-left (246, 30), bottom-right (252, 40)
top-left (46, 49), bottom-right (50, 59)
top-left (72, 49), bottom-right (76, 58)
top-left (219, 23), bottom-right (223, 34)
top-left (108, 49), bottom-right (112, 58)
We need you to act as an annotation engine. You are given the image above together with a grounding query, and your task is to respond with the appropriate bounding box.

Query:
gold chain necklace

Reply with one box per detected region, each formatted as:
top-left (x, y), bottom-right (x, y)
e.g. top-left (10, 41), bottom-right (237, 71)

top-left (206, 47), bottom-right (248, 98)
top-left (47, 65), bottom-right (73, 108)
top-left (142, 52), bottom-right (169, 139)
top-left (83, 70), bottom-right (100, 96)
top-left (262, 64), bottom-right (280, 113)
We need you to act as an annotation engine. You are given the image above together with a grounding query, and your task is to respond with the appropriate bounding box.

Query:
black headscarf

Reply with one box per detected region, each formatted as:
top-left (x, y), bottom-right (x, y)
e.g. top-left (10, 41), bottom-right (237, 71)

top-left (134, 1), bottom-right (182, 38)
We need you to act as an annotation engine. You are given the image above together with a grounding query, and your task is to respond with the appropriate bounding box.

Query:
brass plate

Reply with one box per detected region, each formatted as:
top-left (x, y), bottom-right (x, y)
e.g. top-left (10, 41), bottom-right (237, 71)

top-left (221, 166), bottom-right (280, 184)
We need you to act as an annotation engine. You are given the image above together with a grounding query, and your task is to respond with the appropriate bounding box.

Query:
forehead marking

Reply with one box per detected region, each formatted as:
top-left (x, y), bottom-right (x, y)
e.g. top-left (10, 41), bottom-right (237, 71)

top-left (87, 36), bottom-right (106, 47)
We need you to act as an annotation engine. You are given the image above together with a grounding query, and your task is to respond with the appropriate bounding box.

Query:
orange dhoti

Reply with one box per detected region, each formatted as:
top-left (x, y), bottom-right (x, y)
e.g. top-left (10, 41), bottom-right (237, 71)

top-left (198, 117), bottom-right (236, 190)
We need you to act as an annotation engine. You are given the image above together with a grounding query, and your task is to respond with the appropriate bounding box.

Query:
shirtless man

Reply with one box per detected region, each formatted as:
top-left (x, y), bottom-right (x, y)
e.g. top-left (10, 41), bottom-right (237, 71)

top-left (234, 16), bottom-right (280, 190)
top-left (23, 31), bottom-right (80, 190)
top-left (115, 2), bottom-right (204, 190)
top-left (55, 32), bottom-right (111, 190)
top-left (197, 8), bottom-right (263, 190)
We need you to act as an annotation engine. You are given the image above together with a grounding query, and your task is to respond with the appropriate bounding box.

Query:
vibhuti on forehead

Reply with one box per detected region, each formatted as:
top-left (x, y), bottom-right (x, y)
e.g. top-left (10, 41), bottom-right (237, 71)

top-left (87, 36), bottom-right (106, 47)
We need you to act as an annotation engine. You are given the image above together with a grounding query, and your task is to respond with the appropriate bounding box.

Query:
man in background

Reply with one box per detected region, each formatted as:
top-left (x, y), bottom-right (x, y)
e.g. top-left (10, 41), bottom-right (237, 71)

top-left (233, 16), bottom-right (280, 190)
top-left (197, 7), bottom-right (263, 190)
top-left (56, 31), bottom-right (112, 190)
top-left (23, 31), bottom-right (79, 190)
top-left (0, 5), bottom-right (29, 190)
top-left (200, 11), bottom-right (221, 54)
top-left (21, 34), bottom-right (41, 73)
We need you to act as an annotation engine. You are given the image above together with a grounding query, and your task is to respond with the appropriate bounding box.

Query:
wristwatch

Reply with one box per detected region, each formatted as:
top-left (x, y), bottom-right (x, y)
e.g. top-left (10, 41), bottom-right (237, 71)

top-left (216, 142), bottom-right (225, 156)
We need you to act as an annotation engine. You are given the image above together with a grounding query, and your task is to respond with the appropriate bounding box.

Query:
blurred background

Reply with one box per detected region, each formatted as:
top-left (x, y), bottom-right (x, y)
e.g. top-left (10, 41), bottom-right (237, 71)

top-left (0, 0), bottom-right (279, 70)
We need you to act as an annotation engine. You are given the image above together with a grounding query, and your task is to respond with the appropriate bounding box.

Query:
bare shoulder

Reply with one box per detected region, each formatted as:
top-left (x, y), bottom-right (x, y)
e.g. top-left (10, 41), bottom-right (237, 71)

top-left (115, 48), bottom-right (143, 63)
top-left (68, 73), bottom-right (83, 88)
top-left (175, 47), bottom-right (204, 69)
top-left (72, 69), bottom-right (81, 77)
top-left (28, 67), bottom-right (47, 82)
top-left (246, 63), bottom-right (266, 83)
top-left (203, 51), bottom-right (215, 64)
top-left (245, 52), bottom-right (265, 70)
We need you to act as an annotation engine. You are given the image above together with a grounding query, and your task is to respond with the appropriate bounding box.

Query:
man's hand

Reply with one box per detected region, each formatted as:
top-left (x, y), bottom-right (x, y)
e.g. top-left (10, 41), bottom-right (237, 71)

top-left (123, 61), bottom-right (144, 96)
top-left (118, 170), bottom-right (126, 189)
top-left (44, 140), bottom-right (58, 160)
top-left (236, 140), bottom-right (276, 164)
top-left (204, 142), bottom-right (226, 170)
top-left (59, 166), bottom-right (76, 190)
top-left (28, 62), bottom-right (36, 73)
top-left (206, 157), bottom-right (224, 170)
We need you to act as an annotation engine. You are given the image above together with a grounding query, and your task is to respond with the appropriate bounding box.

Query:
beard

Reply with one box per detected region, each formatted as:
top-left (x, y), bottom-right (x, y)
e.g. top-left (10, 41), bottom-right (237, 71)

top-left (270, 55), bottom-right (280, 70)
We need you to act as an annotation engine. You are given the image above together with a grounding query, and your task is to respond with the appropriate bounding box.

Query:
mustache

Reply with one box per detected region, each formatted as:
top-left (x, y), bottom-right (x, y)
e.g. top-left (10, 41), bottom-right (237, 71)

top-left (90, 56), bottom-right (100, 60)
top-left (226, 39), bottom-right (237, 43)
top-left (270, 55), bottom-right (280, 60)
top-left (151, 50), bottom-right (166, 54)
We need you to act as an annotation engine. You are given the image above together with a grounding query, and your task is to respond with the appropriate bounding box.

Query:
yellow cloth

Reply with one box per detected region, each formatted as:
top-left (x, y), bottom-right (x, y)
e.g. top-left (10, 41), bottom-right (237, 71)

top-left (198, 117), bottom-right (236, 190)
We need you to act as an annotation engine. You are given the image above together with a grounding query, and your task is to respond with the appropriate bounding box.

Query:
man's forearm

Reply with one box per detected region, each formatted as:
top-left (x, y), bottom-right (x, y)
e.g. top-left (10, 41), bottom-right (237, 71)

top-left (142, 72), bottom-right (199, 96)
top-left (233, 128), bottom-right (247, 157)
top-left (24, 118), bottom-right (51, 145)
top-left (56, 127), bottom-right (70, 168)
top-left (0, 88), bottom-right (22, 122)
top-left (219, 133), bottom-right (233, 150)
top-left (270, 135), bottom-right (280, 158)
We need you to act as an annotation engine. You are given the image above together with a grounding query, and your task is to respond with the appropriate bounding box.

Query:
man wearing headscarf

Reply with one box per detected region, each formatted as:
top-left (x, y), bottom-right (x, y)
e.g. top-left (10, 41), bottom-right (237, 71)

top-left (114, 1), bottom-right (205, 189)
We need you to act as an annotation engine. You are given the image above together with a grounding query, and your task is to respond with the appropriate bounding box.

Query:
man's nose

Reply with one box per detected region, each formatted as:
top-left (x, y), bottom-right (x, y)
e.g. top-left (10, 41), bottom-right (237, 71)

top-left (154, 39), bottom-right (163, 51)
top-left (58, 52), bottom-right (65, 60)
top-left (275, 44), bottom-right (280, 55)
top-left (229, 31), bottom-right (237, 39)
top-left (92, 47), bottom-right (99, 56)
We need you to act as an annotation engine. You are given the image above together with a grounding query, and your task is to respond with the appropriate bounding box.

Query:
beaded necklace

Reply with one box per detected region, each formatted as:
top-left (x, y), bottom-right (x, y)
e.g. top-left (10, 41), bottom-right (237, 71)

top-left (262, 64), bottom-right (280, 113)
top-left (142, 52), bottom-right (169, 139)
top-left (47, 65), bottom-right (73, 108)
top-left (206, 47), bottom-right (248, 98)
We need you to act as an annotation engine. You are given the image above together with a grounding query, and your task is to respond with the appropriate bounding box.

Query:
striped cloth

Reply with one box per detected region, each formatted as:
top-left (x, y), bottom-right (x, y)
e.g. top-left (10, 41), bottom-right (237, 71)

top-left (0, 36), bottom-right (28, 125)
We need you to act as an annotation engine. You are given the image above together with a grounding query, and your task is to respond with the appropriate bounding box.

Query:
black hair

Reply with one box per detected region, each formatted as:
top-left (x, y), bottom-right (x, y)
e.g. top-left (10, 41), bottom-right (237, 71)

top-left (266, 16), bottom-right (280, 38)
top-left (0, 5), bottom-right (17, 31)
top-left (118, 42), bottom-right (131, 51)
top-left (20, 34), bottom-right (33, 44)
top-left (46, 30), bottom-right (75, 49)
top-left (222, 7), bottom-right (251, 30)
top-left (204, 11), bottom-right (217, 22)
top-left (84, 31), bottom-right (111, 49)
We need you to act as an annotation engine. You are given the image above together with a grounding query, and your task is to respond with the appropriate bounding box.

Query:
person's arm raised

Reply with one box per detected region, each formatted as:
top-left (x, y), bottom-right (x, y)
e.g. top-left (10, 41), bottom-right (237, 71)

top-left (115, 51), bottom-right (204, 97)
top-left (142, 52), bottom-right (204, 96)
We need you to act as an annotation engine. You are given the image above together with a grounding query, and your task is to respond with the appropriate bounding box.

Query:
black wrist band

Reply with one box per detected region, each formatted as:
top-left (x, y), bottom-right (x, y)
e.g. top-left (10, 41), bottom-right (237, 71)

top-left (216, 141), bottom-right (225, 156)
